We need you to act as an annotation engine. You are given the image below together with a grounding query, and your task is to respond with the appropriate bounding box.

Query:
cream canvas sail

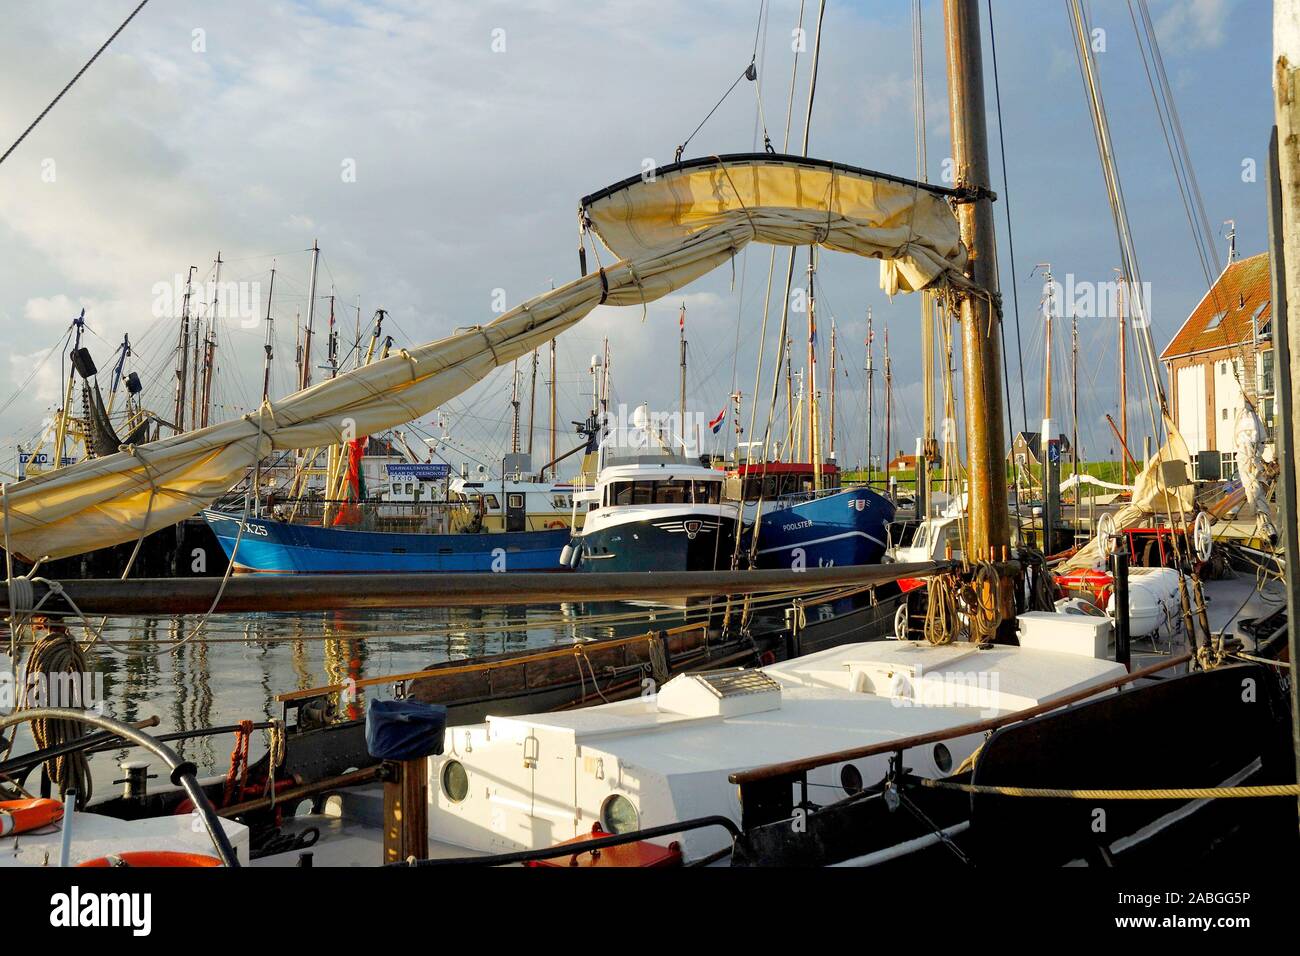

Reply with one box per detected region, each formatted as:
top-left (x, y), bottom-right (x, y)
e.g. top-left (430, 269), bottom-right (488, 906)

top-left (3, 155), bottom-right (970, 562)
top-left (1059, 415), bottom-right (1197, 573)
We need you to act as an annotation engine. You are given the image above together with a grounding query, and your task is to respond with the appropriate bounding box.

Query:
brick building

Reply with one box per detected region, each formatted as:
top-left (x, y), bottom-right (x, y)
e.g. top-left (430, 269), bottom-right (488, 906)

top-left (1159, 252), bottom-right (1275, 477)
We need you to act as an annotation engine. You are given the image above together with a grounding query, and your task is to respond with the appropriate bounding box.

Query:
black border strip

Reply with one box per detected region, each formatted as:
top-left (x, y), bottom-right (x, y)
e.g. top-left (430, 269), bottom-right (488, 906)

top-left (580, 152), bottom-right (964, 209)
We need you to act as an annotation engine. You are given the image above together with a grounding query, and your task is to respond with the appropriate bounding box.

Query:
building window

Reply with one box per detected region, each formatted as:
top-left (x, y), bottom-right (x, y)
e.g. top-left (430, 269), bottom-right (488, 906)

top-left (1205, 310), bottom-right (1227, 331)
top-left (1259, 350), bottom-right (1275, 396)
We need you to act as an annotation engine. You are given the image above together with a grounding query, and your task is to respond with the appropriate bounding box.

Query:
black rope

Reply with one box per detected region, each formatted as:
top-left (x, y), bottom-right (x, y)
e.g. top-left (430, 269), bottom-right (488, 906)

top-left (0, 1), bottom-right (151, 169)
top-left (675, 60), bottom-right (759, 163)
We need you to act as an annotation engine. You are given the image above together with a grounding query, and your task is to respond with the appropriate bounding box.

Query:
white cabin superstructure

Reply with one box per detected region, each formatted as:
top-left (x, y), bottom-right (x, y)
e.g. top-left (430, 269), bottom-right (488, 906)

top-left (426, 632), bottom-right (1125, 863)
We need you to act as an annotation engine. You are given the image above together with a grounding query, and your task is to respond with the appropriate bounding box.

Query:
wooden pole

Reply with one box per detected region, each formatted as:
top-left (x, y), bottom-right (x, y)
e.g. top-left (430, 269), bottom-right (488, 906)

top-left (828, 322), bottom-right (837, 462)
top-left (174, 266), bottom-right (196, 434)
top-left (382, 757), bottom-right (429, 863)
top-left (300, 239), bottom-right (320, 392)
top-left (1117, 269), bottom-right (1129, 484)
top-left (6, 562), bottom-right (950, 617)
top-left (865, 309), bottom-right (874, 483)
top-left (527, 348), bottom-right (538, 459)
top-left (943, 0), bottom-right (1010, 564)
top-left (1271, 0), bottom-right (1300, 830)
top-left (548, 339), bottom-right (557, 479)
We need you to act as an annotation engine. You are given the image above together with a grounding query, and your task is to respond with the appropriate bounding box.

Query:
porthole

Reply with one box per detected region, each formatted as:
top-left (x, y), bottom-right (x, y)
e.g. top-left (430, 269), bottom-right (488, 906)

top-left (600, 794), bottom-right (639, 834)
top-left (933, 743), bottom-right (953, 774)
top-left (441, 760), bottom-right (469, 803)
top-left (840, 763), bottom-right (863, 795)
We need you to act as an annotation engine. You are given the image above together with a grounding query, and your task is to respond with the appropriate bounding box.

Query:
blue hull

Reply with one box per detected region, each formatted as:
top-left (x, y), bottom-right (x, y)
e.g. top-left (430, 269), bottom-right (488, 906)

top-left (752, 487), bottom-right (895, 570)
top-left (202, 511), bottom-right (569, 575)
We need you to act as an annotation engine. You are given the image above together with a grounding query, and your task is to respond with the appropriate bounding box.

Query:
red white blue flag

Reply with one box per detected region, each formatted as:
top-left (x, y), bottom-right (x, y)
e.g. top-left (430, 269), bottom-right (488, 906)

top-left (709, 407), bottom-right (726, 434)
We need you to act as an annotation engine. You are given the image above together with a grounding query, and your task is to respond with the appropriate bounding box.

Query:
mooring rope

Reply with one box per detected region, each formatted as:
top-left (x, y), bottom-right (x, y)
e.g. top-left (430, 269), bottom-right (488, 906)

top-left (919, 779), bottom-right (1300, 800)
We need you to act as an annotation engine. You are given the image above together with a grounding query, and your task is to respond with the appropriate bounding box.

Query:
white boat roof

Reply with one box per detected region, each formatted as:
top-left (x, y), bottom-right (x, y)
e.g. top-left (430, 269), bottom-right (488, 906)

top-left (476, 639), bottom-right (1126, 778)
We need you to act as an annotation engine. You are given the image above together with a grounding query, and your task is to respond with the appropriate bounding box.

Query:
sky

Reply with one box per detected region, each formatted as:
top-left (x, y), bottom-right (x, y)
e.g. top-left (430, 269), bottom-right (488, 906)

top-left (0, 0), bottom-right (1277, 477)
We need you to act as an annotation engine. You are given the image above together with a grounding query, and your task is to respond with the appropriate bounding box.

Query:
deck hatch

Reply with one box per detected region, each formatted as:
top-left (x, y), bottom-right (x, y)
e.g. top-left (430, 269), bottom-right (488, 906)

top-left (693, 669), bottom-right (782, 699)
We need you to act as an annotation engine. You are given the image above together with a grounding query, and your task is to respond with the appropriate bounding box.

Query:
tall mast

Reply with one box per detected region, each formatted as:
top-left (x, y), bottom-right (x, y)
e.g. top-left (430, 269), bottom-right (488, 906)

top-left (806, 257), bottom-right (816, 478)
top-left (527, 348), bottom-right (538, 458)
top-left (54, 310), bottom-right (86, 467)
top-left (914, 0), bottom-right (935, 519)
top-left (1040, 263), bottom-right (1055, 422)
top-left (190, 310), bottom-right (203, 432)
top-left (327, 290), bottom-right (338, 379)
top-left (201, 252), bottom-right (222, 429)
top-left (943, 0), bottom-right (1011, 562)
top-left (762, 0), bottom-right (826, 470)
top-left (678, 303), bottom-right (688, 430)
top-left (1071, 311), bottom-right (1079, 491)
top-left (261, 263), bottom-right (277, 405)
top-left (828, 321), bottom-right (837, 462)
top-left (865, 308), bottom-right (874, 481)
top-left (354, 297), bottom-right (363, 371)
top-left (510, 360), bottom-right (522, 455)
top-left (200, 335), bottom-right (216, 430)
top-left (548, 340), bottom-right (557, 479)
top-left (1116, 268), bottom-right (1129, 484)
top-left (884, 323), bottom-right (893, 478)
top-left (300, 239), bottom-right (320, 392)
top-left (174, 265), bottom-right (196, 434)
top-left (784, 335), bottom-right (794, 459)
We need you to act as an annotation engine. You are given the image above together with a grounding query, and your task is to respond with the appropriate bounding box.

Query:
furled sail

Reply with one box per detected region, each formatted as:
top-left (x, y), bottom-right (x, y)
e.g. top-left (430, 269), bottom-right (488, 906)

top-left (1, 155), bottom-right (970, 562)
top-left (1059, 415), bottom-right (1197, 573)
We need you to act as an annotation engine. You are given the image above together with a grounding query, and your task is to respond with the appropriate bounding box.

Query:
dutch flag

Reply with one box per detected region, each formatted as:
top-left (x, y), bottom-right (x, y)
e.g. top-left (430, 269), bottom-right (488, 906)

top-left (709, 407), bottom-right (727, 434)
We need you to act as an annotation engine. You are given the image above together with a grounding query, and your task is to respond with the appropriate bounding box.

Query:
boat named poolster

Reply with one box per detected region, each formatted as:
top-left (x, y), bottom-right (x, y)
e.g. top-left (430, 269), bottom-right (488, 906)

top-left (564, 408), bottom-right (738, 572)
top-left (731, 461), bottom-right (894, 570)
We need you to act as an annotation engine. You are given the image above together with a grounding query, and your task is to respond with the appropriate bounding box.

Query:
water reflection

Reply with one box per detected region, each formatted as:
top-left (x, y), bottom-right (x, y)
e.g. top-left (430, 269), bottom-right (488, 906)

top-left (80, 600), bottom-right (695, 778)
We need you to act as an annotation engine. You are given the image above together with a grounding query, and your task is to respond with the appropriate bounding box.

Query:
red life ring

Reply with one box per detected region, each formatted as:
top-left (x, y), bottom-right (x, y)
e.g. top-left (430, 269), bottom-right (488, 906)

top-left (77, 851), bottom-right (224, 868)
top-left (546, 520), bottom-right (566, 530)
top-left (0, 798), bottom-right (64, 836)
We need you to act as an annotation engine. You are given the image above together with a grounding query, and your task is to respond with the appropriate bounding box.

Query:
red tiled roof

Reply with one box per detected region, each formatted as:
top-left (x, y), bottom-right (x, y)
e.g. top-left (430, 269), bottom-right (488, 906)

top-left (1160, 253), bottom-right (1272, 360)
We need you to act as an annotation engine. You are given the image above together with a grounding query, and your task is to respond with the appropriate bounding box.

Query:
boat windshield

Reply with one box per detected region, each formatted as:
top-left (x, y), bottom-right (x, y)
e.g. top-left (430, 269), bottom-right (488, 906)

top-left (605, 478), bottom-right (722, 507)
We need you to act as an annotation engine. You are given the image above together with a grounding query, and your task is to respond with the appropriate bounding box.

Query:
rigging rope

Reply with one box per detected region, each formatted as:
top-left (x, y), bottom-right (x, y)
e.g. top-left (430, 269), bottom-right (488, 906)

top-left (0, 0), bottom-right (151, 169)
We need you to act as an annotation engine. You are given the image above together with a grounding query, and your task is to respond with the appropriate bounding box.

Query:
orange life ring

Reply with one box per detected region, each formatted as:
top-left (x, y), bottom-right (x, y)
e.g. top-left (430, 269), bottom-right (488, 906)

top-left (77, 851), bottom-right (224, 868)
top-left (545, 520), bottom-right (567, 530)
top-left (0, 798), bottom-right (64, 836)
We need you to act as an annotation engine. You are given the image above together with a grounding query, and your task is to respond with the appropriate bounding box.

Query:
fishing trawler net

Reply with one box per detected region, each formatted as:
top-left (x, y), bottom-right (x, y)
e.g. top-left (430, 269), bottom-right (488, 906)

top-left (3, 155), bottom-right (972, 562)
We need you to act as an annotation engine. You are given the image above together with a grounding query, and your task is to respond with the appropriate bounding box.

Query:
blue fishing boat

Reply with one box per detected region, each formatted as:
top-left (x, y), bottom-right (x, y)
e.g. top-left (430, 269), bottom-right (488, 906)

top-left (734, 463), bottom-right (895, 570)
top-left (202, 510), bottom-right (569, 574)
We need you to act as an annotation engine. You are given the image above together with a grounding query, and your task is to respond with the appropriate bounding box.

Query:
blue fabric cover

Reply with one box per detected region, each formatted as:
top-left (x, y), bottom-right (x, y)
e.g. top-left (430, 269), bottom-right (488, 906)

top-left (365, 699), bottom-right (448, 760)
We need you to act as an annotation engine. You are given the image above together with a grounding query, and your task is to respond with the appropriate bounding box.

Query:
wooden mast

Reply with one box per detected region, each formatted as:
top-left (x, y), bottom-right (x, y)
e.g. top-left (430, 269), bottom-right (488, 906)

top-left (1269, 0), bottom-right (1300, 805)
top-left (884, 323), bottom-right (892, 481)
top-left (914, 0), bottom-right (934, 519)
top-left (1116, 268), bottom-right (1129, 484)
top-left (865, 308), bottom-right (874, 482)
top-left (807, 256), bottom-right (822, 489)
top-left (828, 321), bottom-right (837, 463)
top-left (548, 339), bottom-right (557, 479)
top-left (1071, 311), bottom-right (1079, 505)
top-left (527, 348), bottom-right (538, 460)
top-left (53, 310), bottom-right (86, 468)
top-left (300, 239), bottom-right (320, 392)
top-left (174, 265), bottom-right (196, 434)
top-left (943, 0), bottom-right (1010, 564)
